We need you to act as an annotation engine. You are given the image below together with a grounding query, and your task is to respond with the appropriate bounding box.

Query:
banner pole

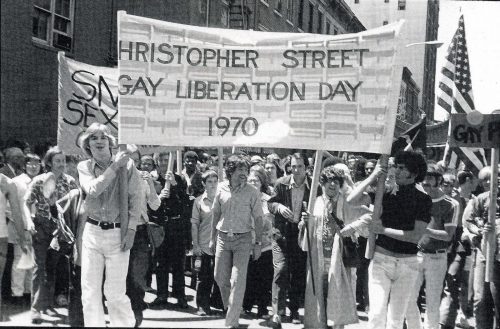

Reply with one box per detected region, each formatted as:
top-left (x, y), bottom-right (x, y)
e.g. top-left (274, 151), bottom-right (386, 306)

top-left (118, 144), bottom-right (129, 244)
top-left (485, 147), bottom-right (499, 282)
top-left (218, 147), bottom-right (224, 182)
top-left (365, 154), bottom-right (389, 259)
top-left (304, 150), bottom-right (323, 296)
top-left (176, 149), bottom-right (183, 176)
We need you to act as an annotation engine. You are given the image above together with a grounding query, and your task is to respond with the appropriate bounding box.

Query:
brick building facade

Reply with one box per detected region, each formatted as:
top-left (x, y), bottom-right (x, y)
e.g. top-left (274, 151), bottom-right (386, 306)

top-left (1, 0), bottom-right (363, 147)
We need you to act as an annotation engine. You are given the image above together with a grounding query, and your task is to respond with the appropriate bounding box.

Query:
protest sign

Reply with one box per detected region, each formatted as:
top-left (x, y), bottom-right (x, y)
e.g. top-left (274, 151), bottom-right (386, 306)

top-left (58, 52), bottom-right (176, 155)
top-left (57, 52), bottom-right (119, 155)
top-left (449, 113), bottom-right (500, 148)
top-left (117, 12), bottom-right (404, 154)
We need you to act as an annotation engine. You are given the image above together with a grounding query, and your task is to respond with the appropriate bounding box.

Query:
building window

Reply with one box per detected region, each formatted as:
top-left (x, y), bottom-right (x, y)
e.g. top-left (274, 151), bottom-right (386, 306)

top-left (308, 2), bottom-right (314, 33)
top-left (354, 0), bottom-right (359, 3)
top-left (275, 0), bottom-right (283, 13)
top-left (398, 0), bottom-right (406, 10)
top-left (383, 20), bottom-right (388, 25)
top-left (297, 0), bottom-right (304, 29)
top-left (385, 0), bottom-right (389, 3)
top-left (326, 21), bottom-right (331, 34)
top-left (286, 0), bottom-right (293, 22)
top-left (317, 11), bottom-right (323, 34)
top-left (221, 5), bottom-right (229, 27)
top-left (32, 0), bottom-right (74, 51)
top-left (334, 27), bottom-right (338, 35)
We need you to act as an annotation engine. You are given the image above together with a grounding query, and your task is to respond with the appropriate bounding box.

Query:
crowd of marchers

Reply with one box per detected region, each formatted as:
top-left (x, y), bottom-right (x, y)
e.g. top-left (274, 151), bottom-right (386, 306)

top-left (0, 123), bottom-right (499, 329)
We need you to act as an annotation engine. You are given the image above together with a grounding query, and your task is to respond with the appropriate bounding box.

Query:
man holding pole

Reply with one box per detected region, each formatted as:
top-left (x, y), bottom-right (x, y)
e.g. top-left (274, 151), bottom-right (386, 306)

top-left (365, 151), bottom-right (432, 329)
top-left (267, 153), bottom-right (314, 327)
top-left (462, 165), bottom-right (500, 329)
top-left (76, 123), bottom-right (141, 327)
top-left (148, 151), bottom-right (191, 309)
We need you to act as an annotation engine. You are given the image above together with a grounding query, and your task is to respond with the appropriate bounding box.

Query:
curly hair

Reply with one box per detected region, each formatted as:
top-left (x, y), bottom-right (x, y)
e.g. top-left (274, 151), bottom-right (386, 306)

top-left (225, 154), bottom-right (250, 180)
top-left (43, 146), bottom-right (64, 172)
top-left (319, 165), bottom-right (344, 187)
top-left (394, 151), bottom-right (427, 183)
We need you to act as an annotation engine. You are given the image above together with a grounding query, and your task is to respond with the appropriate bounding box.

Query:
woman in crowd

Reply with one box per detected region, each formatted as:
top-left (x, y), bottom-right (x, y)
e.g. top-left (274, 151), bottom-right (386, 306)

top-left (299, 166), bottom-right (365, 329)
top-left (9, 153), bottom-right (41, 302)
top-left (191, 170), bottom-right (219, 316)
top-left (25, 146), bottom-right (78, 324)
top-left (243, 165), bottom-right (274, 318)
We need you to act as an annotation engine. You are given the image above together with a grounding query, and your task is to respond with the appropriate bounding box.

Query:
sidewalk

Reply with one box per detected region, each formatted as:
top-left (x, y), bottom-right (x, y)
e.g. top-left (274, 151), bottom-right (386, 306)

top-left (1, 273), bottom-right (369, 328)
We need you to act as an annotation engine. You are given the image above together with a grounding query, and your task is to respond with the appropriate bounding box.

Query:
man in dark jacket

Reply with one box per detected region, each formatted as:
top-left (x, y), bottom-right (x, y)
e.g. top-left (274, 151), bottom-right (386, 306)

top-left (267, 153), bottom-right (319, 327)
top-left (148, 152), bottom-right (191, 309)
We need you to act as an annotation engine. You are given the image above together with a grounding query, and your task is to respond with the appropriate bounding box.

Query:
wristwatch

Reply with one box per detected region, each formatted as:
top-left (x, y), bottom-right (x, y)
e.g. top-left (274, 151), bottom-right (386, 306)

top-left (254, 241), bottom-right (262, 246)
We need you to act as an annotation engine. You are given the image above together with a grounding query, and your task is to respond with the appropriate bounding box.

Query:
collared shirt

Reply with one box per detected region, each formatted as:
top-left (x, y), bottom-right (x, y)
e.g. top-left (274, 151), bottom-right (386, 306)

top-left (25, 173), bottom-right (77, 223)
top-left (191, 191), bottom-right (215, 255)
top-left (213, 181), bottom-right (264, 234)
top-left (289, 175), bottom-right (307, 222)
top-left (77, 158), bottom-right (141, 230)
top-left (139, 178), bottom-right (161, 225)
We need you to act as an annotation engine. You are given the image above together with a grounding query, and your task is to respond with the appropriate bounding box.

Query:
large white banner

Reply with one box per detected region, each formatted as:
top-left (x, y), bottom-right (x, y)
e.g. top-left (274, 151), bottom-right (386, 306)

top-left (118, 12), bottom-right (404, 153)
top-left (57, 52), bottom-right (118, 155)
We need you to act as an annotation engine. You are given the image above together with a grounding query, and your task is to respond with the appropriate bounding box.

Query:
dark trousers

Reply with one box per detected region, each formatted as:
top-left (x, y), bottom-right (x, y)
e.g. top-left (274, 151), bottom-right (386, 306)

top-left (0, 238), bottom-right (8, 316)
top-left (272, 238), bottom-right (306, 315)
top-left (440, 250), bottom-right (470, 327)
top-left (68, 264), bottom-right (83, 327)
top-left (31, 232), bottom-right (60, 312)
top-left (126, 226), bottom-right (150, 317)
top-left (54, 255), bottom-right (70, 299)
top-left (473, 253), bottom-right (500, 329)
top-left (1, 243), bottom-right (14, 300)
top-left (156, 220), bottom-right (186, 300)
top-left (356, 237), bottom-right (370, 309)
top-left (492, 261), bottom-right (500, 329)
top-left (195, 253), bottom-right (215, 310)
top-left (243, 250), bottom-right (273, 312)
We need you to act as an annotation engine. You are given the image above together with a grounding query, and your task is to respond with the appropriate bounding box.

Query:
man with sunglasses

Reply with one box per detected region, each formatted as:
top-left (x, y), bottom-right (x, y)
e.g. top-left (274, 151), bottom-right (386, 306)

top-left (405, 163), bottom-right (459, 329)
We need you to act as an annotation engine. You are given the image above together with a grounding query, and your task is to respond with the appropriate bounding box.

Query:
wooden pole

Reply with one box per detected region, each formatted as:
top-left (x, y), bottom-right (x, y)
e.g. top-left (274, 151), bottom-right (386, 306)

top-left (307, 150), bottom-right (323, 213)
top-left (176, 149), bottom-right (183, 176)
top-left (218, 147), bottom-right (224, 182)
top-left (304, 150), bottom-right (324, 296)
top-left (485, 147), bottom-right (499, 282)
top-left (162, 151), bottom-right (175, 192)
top-left (118, 144), bottom-right (129, 245)
top-left (365, 154), bottom-right (389, 259)
top-left (167, 151), bottom-right (175, 173)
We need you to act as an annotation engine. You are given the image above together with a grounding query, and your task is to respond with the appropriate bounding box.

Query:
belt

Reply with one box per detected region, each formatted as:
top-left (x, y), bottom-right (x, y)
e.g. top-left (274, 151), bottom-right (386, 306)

top-left (218, 230), bottom-right (249, 237)
top-left (167, 215), bottom-right (181, 220)
top-left (87, 218), bottom-right (121, 230)
top-left (418, 246), bottom-right (447, 254)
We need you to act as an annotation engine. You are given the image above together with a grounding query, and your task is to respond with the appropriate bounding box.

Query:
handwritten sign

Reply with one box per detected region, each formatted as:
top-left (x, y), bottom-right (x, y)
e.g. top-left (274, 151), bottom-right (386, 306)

top-left (57, 52), bottom-right (119, 155)
top-left (117, 12), bottom-right (404, 154)
top-left (449, 113), bottom-right (500, 148)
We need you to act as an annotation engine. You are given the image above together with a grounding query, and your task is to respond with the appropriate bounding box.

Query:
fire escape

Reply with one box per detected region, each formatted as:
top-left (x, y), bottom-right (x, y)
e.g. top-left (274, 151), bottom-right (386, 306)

top-left (228, 0), bottom-right (252, 30)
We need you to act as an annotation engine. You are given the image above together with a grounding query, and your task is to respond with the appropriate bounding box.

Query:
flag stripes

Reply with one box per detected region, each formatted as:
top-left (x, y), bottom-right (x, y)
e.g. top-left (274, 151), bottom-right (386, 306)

top-left (437, 15), bottom-right (486, 174)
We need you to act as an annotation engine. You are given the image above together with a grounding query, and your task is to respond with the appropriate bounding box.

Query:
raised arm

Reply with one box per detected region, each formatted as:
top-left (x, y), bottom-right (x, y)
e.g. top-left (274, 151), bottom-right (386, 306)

top-left (77, 161), bottom-right (118, 197)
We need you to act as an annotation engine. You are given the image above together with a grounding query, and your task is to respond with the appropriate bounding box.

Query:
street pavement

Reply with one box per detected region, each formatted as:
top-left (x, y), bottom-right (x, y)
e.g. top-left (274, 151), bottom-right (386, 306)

top-left (0, 274), bottom-right (370, 328)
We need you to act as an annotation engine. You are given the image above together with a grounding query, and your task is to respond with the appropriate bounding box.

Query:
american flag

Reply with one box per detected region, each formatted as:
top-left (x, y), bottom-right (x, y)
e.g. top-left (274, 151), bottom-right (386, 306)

top-left (436, 15), bottom-right (487, 175)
